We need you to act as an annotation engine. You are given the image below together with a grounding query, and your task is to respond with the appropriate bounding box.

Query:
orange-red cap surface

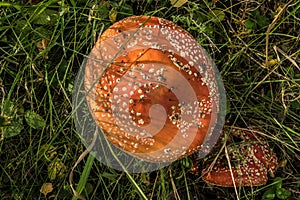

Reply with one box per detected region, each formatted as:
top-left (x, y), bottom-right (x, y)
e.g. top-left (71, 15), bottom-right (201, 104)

top-left (85, 16), bottom-right (225, 162)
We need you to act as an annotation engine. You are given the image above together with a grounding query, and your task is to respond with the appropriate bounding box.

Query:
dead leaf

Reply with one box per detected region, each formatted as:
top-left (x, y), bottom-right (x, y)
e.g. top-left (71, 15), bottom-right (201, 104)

top-left (263, 59), bottom-right (278, 67)
top-left (109, 8), bottom-right (117, 23)
top-left (36, 38), bottom-right (49, 59)
top-left (48, 158), bottom-right (66, 181)
top-left (40, 182), bottom-right (53, 196)
top-left (170, 0), bottom-right (188, 7)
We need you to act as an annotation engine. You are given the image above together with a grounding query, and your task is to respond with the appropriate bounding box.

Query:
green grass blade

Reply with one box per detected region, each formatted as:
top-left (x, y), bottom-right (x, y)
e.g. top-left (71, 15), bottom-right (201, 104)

top-left (71, 154), bottom-right (95, 200)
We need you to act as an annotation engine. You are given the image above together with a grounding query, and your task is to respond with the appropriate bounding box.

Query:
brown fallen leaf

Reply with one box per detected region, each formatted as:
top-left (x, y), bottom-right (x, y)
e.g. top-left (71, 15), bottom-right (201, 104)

top-left (36, 38), bottom-right (49, 59)
top-left (170, 0), bottom-right (188, 7)
top-left (40, 182), bottom-right (53, 197)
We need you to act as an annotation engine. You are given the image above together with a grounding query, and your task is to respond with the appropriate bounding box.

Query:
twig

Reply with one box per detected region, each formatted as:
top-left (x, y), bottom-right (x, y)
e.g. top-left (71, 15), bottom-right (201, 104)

top-left (225, 145), bottom-right (240, 200)
top-left (169, 169), bottom-right (180, 200)
top-left (273, 46), bottom-right (300, 71)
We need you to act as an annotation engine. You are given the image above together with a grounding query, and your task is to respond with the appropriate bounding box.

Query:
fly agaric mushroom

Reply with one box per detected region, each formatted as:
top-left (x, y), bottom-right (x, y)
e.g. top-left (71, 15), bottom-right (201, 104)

top-left (201, 128), bottom-right (278, 187)
top-left (84, 16), bottom-right (225, 163)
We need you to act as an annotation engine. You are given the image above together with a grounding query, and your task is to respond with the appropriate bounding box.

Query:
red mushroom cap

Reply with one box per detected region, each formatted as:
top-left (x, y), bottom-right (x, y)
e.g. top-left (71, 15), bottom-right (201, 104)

top-left (201, 128), bottom-right (278, 187)
top-left (84, 16), bottom-right (225, 162)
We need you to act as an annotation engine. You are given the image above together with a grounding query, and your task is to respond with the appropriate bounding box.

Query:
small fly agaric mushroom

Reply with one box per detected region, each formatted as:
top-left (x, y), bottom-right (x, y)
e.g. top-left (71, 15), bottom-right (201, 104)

top-left (84, 16), bottom-right (225, 163)
top-left (201, 128), bottom-right (278, 187)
